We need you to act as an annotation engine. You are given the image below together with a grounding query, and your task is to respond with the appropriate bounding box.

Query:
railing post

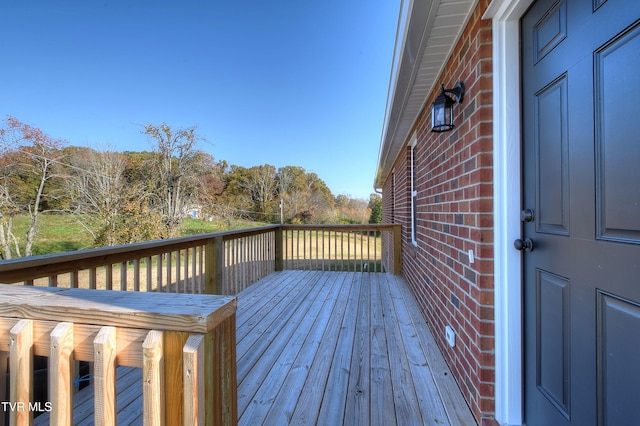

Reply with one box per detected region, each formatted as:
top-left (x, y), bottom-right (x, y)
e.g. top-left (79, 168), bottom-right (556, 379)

top-left (9, 319), bottom-right (33, 425)
top-left (0, 351), bottom-right (7, 426)
top-left (164, 331), bottom-right (189, 425)
top-left (50, 322), bottom-right (74, 426)
top-left (143, 330), bottom-right (164, 425)
top-left (393, 224), bottom-right (402, 275)
top-left (205, 236), bottom-right (224, 295)
top-left (275, 227), bottom-right (283, 272)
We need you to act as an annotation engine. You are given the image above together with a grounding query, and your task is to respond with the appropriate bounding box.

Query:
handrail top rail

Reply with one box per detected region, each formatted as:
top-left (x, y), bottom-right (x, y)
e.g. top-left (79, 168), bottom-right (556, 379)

top-left (0, 223), bottom-right (401, 283)
top-left (0, 283), bottom-right (236, 333)
top-left (0, 224), bottom-right (280, 282)
top-left (281, 224), bottom-right (399, 231)
top-left (0, 224), bottom-right (397, 270)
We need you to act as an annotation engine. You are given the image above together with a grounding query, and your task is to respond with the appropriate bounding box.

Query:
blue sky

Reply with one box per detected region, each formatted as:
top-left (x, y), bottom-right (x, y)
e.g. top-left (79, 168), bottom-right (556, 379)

top-left (0, 0), bottom-right (399, 200)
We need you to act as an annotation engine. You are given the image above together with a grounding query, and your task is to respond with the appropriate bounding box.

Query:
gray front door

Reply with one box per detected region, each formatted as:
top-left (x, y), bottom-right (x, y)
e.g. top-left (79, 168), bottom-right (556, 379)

top-left (521, 0), bottom-right (640, 424)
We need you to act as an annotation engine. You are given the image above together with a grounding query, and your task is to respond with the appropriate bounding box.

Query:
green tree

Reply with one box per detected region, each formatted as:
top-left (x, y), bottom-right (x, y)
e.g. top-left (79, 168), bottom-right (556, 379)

top-left (142, 122), bottom-right (209, 238)
top-left (241, 164), bottom-right (278, 221)
top-left (368, 193), bottom-right (382, 224)
top-left (275, 166), bottom-right (335, 223)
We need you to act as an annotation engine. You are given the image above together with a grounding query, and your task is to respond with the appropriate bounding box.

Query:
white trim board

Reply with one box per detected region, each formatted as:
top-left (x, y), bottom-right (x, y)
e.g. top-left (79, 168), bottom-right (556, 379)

top-left (483, 0), bottom-right (534, 424)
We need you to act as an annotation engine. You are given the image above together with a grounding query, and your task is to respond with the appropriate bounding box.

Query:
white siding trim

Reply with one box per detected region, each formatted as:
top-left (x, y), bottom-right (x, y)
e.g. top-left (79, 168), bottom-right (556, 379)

top-left (484, 0), bottom-right (534, 424)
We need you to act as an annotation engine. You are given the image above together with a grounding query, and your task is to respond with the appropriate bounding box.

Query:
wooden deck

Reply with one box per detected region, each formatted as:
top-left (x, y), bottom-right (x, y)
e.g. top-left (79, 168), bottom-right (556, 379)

top-left (35, 270), bottom-right (475, 425)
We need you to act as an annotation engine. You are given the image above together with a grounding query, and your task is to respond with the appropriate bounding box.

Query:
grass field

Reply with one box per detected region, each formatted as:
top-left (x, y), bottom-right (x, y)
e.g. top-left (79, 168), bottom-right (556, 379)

top-left (7, 214), bottom-right (266, 257)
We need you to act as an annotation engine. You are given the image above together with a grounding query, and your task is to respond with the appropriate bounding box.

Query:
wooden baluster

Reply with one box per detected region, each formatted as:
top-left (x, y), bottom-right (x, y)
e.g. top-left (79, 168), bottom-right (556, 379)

top-left (274, 228), bottom-right (283, 272)
top-left (198, 246), bottom-right (204, 294)
top-left (166, 253), bottom-right (172, 293)
top-left (347, 231), bottom-right (351, 272)
top-left (143, 330), bottom-right (164, 425)
top-left (89, 268), bottom-right (97, 290)
top-left (176, 250), bottom-right (182, 294)
top-left (156, 254), bottom-right (163, 292)
top-left (164, 331), bottom-right (188, 425)
top-left (145, 257), bottom-right (152, 293)
top-left (50, 322), bottom-right (74, 426)
top-left (393, 224), bottom-right (402, 275)
top-left (9, 319), bottom-right (33, 425)
top-left (205, 236), bottom-right (224, 295)
top-left (120, 261), bottom-right (127, 291)
top-left (302, 230), bottom-right (306, 270)
top-left (134, 259), bottom-right (141, 292)
top-left (367, 230), bottom-right (371, 272)
top-left (360, 231), bottom-right (364, 272)
top-left (184, 249), bottom-right (190, 294)
top-left (228, 240), bottom-right (234, 294)
top-left (0, 351), bottom-right (7, 426)
top-left (105, 264), bottom-right (113, 291)
top-left (183, 334), bottom-right (205, 426)
top-left (375, 229), bottom-right (379, 272)
top-left (340, 231), bottom-right (344, 271)
top-left (94, 326), bottom-right (117, 426)
top-left (70, 272), bottom-right (79, 289)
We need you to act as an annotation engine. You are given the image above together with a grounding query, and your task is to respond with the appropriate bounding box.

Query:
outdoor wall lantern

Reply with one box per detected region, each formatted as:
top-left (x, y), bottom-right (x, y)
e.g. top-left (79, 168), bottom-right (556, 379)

top-left (431, 81), bottom-right (465, 133)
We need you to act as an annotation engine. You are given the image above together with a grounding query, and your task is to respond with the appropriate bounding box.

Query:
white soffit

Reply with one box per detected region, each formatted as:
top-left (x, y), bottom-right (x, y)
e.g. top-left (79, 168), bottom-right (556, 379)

top-left (375, 0), bottom-right (478, 189)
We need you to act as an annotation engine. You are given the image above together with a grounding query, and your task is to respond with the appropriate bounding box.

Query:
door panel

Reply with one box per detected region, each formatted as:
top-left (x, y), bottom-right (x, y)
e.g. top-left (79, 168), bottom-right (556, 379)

top-left (595, 23), bottom-right (640, 242)
top-left (521, 0), bottom-right (640, 425)
top-left (535, 75), bottom-right (569, 235)
top-left (536, 269), bottom-right (570, 418)
top-left (597, 292), bottom-right (640, 425)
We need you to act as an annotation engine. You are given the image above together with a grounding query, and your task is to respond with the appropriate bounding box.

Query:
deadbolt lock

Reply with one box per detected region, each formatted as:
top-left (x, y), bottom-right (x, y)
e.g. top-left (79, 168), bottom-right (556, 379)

top-left (520, 209), bottom-right (534, 223)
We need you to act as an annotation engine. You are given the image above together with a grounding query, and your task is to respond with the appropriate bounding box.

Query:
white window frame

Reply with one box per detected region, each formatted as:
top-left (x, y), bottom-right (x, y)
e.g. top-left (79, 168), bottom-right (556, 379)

top-left (409, 133), bottom-right (418, 246)
top-left (392, 171), bottom-right (396, 223)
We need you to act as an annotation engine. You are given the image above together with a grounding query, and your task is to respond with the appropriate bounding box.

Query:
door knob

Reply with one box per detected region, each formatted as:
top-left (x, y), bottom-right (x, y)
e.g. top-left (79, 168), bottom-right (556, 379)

top-left (514, 238), bottom-right (534, 252)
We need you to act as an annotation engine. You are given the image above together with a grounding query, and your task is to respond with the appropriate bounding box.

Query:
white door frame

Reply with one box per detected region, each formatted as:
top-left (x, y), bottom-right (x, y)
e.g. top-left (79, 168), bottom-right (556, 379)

top-left (484, 0), bottom-right (535, 424)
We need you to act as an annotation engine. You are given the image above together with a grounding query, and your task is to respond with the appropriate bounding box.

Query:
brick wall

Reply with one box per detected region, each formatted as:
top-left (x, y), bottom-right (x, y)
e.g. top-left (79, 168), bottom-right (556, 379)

top-left (382, 1), bottom-right (494, 422)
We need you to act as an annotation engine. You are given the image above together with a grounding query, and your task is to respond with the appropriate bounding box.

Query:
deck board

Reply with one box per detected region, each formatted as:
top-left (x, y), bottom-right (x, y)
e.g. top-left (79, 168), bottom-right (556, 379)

top-left (343, 272), bottom-right (371, 425)
top-left (34, 271), bottom-right (476, 425)
top-left (238, 271), bottom-right (330, 417)
top-left (286, 272), bottom-right (353, 425)
top-left (237, 271), bottom-right (476, 425)
top-left (261, 272), bottom-right (349, 424)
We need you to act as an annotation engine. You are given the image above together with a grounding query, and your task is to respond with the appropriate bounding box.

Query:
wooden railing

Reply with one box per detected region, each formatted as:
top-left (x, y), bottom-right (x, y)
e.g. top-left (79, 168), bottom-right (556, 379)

top-left (281, 224), bottom-right (401, 273)
top-left (0, 224), bottom-right (400, 424)
top-left (0, 284), bottom-right (237, 425)
top-left (0, 225), bottom-right (280, 296)
top-left (0, 224), bottom-right (401, 296)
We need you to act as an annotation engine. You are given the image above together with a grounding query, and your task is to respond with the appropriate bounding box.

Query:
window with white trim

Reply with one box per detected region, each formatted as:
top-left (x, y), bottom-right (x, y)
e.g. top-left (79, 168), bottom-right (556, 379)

top-left (409, 133), bottom-right (417, 246)
top-left (391, 172), bottom-right (395, 223)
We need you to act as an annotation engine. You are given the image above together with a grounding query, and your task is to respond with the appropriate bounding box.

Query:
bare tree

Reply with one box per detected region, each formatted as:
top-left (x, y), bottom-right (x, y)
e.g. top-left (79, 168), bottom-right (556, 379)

top-left (66, 148), bottom-right (154, 246)
top-left (241, 164), bottom-right (278, 220)
top-left (276, 167), bottom-right (295, 224)
top-left (0, 179), bottom-right (21, 258)
top-left (143, 122), bottom-right (206, 238)
top-left (0, 116), bottom-right (66, 257)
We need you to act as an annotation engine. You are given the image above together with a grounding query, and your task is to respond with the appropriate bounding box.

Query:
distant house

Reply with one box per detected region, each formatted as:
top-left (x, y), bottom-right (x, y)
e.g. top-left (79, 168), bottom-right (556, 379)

top-left (186, 207), bottom-right (201, 219)
top-left (375, 0), bottom-right (640, 424)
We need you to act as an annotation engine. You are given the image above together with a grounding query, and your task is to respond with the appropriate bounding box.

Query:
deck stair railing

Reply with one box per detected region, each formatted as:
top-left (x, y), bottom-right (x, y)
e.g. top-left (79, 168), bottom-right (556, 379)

top-left (0, 224), bottom-right (401, 296)
top-left (0, 284), bottom-right (237, 426)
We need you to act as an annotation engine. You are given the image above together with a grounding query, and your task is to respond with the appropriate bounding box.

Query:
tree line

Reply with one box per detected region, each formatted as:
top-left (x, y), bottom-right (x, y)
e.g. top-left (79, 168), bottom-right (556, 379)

top-left (0, 116), bottom-right (382, 258)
